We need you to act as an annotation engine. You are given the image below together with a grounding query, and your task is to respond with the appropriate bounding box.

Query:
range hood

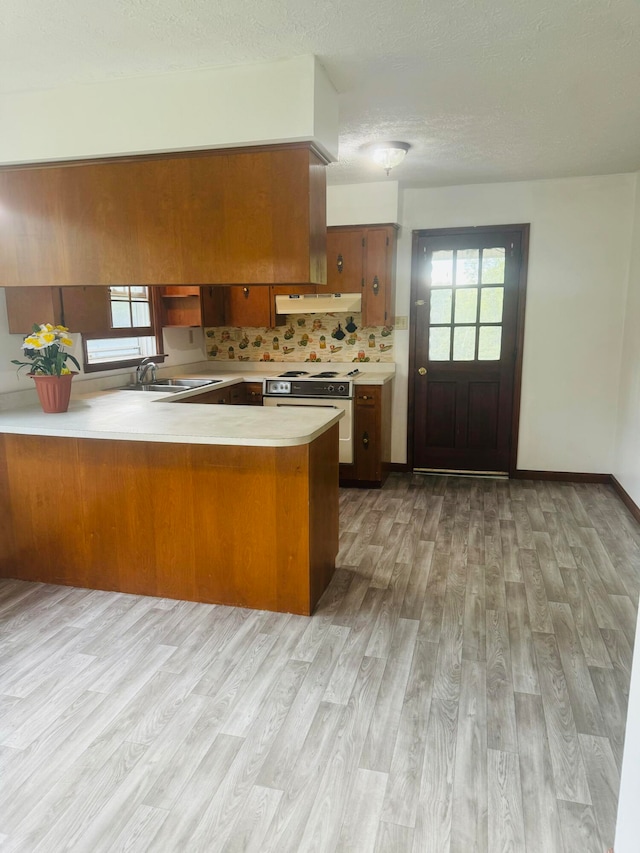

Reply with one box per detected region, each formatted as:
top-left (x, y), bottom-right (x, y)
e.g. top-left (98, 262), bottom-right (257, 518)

top-left (275, 293), bottom-right (362, 315)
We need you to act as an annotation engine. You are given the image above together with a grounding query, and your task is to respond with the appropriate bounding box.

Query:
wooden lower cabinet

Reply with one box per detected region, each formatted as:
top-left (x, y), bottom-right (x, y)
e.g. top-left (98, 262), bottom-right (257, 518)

top-left (176, 381), bottom-right (257, 406)
top-left (0, 427), bottom-right (339, 615)
top-left (340, 382), bottom-right (393, 488)
top-left (244, 382), bottom-right (264, 405)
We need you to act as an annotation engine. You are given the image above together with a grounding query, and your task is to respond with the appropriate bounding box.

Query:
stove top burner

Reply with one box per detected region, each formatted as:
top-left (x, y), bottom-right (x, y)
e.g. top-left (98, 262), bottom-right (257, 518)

top-left (278, 371), bottom-right (309, 377)
top-left (312, 371), bottom-right (339, 378)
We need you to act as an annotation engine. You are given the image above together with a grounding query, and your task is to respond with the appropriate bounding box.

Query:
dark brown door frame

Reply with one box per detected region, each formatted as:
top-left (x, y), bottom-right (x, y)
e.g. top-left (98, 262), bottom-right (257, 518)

top-left (407, 223), bottom-right (530, 477)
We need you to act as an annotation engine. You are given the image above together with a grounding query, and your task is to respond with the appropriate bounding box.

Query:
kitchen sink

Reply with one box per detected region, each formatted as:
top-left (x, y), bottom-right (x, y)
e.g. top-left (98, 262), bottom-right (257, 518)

top-left (118, 378), bottom-right (222, 393)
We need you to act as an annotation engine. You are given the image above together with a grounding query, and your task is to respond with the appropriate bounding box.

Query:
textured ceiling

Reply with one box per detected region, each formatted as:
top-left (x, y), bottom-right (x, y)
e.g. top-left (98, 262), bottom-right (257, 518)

top-left (2, 0), bottom-right (640, 186)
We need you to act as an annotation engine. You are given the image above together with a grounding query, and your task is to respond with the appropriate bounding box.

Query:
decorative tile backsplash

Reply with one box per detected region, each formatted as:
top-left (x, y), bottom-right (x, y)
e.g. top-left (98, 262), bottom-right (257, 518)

top-left (204, 313), bottom-right (394, 363)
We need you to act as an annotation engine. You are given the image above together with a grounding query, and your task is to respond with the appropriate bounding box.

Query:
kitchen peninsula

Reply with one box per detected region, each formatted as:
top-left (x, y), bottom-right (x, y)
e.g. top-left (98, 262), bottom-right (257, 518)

top-left (0, 389), bottom-right (341, 615)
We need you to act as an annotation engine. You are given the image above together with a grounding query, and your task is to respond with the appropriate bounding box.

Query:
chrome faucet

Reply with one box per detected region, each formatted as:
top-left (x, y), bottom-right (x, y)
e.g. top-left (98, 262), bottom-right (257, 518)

top-left (136, 358), bottom-right (157, 385)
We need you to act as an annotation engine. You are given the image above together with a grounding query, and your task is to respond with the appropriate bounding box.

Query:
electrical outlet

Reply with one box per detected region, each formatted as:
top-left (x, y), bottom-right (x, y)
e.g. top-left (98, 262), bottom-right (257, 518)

top-left (394, 316), bottom-right (408, 330)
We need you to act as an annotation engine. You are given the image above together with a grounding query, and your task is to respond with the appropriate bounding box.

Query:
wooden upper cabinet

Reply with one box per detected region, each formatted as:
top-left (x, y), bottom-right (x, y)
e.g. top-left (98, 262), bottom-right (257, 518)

top-left (363, 226), bottom-right (397, 327)
top-left (157, 286), bottom-right (225, 327)
top-left (0, 144), bottom-right (327, 288)
top-left (225, 286), bottom-right (273, 328)
top-left (326, 224), bottom-right (398, 325)
top-left (5, 286), bottom-right (111, 334)
top-left (326, 228), bottom-right (365, 294)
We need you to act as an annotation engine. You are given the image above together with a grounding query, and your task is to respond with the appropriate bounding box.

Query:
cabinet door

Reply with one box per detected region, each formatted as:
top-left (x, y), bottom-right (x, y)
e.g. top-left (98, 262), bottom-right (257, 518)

top-left (5, 287), bottom-right (63, 334)
top-left (200, 287), bottom-right (226, 326)
top-left (60, 286), bottom-right (112, 333)
top-left (326, 228), bottom-right (364, 294)
top-left (354, 387), bottom-right (382, 482)
top-left (244, 382), bottom-right (263, 405)
top-left (178, 387), bottom-right (229, 404)
top-left (229, 384), bottom-right (246, 405)
top-left (363, 227), bottom-right (395, 326)
top-left (225, 286), bottom-right (272, 327)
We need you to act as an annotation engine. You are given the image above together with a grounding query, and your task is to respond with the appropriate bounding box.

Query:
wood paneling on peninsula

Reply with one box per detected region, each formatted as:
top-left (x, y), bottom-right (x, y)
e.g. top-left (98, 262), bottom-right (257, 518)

top-left (0, 143), bottom-right (327, 288)
top-left (0, 426), bottom-right (338, 615)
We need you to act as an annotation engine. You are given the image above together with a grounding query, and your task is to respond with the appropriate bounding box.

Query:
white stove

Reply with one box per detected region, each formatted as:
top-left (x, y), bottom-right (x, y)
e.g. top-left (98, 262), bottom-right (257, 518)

top-left (262, 369), bottom-right (360, 464)
top-left (263, 369), bottom-right (360, 399)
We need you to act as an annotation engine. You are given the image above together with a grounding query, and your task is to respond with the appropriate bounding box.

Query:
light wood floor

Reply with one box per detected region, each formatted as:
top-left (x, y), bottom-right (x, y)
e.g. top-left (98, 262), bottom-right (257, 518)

top-left (0, 474), bottom-right (638, 852)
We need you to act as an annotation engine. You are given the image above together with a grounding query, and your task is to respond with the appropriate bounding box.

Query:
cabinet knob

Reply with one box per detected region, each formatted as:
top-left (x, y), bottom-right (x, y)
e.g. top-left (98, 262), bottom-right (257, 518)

top-left (362, 431), bottom-right (369, 448)
top-left (372, 275), bottom-right (380, 295)
top-left (418, 367), bottom-right (427, 376)
top-left (359, 395), bottom-right (370, 401)
top-left (337, 254), bottom-right (344, 274)
top-left (242, 287), bottom-right (250, 299)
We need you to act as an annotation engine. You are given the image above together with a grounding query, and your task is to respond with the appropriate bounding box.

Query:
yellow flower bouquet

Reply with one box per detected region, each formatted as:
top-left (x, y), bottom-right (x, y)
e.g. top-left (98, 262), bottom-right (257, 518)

top-left (12, 324), bottom-right (80, 377)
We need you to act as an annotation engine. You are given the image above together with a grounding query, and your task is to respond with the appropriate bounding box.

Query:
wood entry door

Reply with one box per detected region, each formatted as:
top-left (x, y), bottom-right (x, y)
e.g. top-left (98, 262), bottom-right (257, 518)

top-left (410, 226), bottom-right (528, 474)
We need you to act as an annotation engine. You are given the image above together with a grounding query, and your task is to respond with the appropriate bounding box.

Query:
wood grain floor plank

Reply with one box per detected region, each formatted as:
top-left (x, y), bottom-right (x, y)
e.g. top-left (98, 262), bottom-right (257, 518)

top-left (360, 617), bottom-right (419, 773)
top-left (515, 692), bottom-right (565, 853)
top-left (376, 820), bottom-right (415, 852)
top-left (588, 665), bottom-right (629, 770)
top-left (297, 655), bottom-right (387, 853)
top-left (560, 568), bottom-right (613, 669)
top-left (418, 551), bottom-right (449, 643)
top-left (533, 531), bottom-right (568, 602)
top-left (500, 520), bottom-right (522, 582)
top-left (222, 785), bottom-right (282, 853)
top-left (412, 697), bottom-right (458, 853)
top-left (463, 562), bottom-right (486, 664)
top-left (520, 548), bottom-right (554, 633)
top-left (337, 768), bottom-right (388, 853)
top-left (257, 624), bottom-right (349, 790)
top-left (578, 733), bottom-right (620, 851)
top-left (532, 632), bottom-right (591, 804)
top-left (505, 582), bottom-right (540, 695)
top-left (487, 749), bottom-right (525, 853)
top-left (401, 540), bottom-right (435, 621)
top-left (486, 609), bottom-right (518, 753)
top-left (544, 511), bottom-right (577, 569)
top-left (557, 801), bottom-right (604, 853)
top-left (381, 636), bottom-right (436, 828)
top-left (549, 602), bottom-right (607, 737)
top-left (450, 660), bottom-right (488, 853)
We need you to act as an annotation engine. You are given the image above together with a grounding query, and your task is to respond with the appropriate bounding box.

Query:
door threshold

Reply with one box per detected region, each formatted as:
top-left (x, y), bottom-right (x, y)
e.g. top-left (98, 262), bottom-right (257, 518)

top-left (413, 468), bottom-right (509, 479)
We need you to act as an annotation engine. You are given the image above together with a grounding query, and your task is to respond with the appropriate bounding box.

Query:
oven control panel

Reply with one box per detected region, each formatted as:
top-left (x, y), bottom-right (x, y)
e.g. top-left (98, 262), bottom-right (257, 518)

top-left (263, 379), bottom-right (352, 398)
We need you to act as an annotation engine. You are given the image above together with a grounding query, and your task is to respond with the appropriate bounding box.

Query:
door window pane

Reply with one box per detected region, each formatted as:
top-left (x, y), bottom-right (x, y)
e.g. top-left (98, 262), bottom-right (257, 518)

top-left (430, 289), bottom-right (452, 324)
top-left (429, 327), bottom-right (451, 361)
top-left (481, 247), bottom-right (505, 283)
top-left (456, 249), bottom-right (480, 285)
top-left (478, 326), bottom-right (502, 360)
top-left (431, 251), bottom-right (453, 286)
top-left (479, 287), bottom-right (504, 323)
top-left (454, 288), bottom-right (478, 324)
top-left (453, 326), bottom-right (476, 360)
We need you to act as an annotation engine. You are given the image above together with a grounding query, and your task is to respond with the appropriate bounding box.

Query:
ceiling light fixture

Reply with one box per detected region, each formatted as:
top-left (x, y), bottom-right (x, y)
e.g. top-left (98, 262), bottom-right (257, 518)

top-left (366, 141), bottom-right (410, 175)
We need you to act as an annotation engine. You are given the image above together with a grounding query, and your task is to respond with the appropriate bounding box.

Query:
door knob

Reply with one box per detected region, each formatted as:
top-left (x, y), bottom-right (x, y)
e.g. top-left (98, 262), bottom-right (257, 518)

top-left (418, 367), bottom-right (427, 376)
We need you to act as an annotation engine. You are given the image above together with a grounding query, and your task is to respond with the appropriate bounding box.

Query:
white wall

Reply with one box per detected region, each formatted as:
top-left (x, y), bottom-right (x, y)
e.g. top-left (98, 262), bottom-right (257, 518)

top-left (330, 175), bottom-right (635, 468)
top-left (0, 55), bottom-right (339, 165)
top-left (327, 182), bottom-right (399, 225)
top-left (613, 174), bottom-right (640, 503)
top-left (613, 172), bottom-right (640, 852)
top-left (0, 288), bottom-right (205, 397)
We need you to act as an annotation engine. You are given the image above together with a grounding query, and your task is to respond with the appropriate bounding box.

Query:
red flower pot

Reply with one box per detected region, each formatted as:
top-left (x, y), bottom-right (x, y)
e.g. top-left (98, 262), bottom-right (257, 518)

top-left (30, 373), bottom-right (76, 413)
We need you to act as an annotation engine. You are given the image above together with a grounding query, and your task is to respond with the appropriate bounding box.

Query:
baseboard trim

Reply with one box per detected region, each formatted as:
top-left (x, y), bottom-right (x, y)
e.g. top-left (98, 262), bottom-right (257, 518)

top-left (514, 470), bottom-right (610, 483)
top-left (609, 475), bottom-right (640, 524)
top-left (388, 462), bottom-right (411, 473)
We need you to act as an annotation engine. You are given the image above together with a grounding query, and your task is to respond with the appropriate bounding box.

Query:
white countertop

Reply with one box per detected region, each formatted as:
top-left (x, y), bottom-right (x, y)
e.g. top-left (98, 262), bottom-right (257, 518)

top-left (0, 387), bottom-right (344, 448)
